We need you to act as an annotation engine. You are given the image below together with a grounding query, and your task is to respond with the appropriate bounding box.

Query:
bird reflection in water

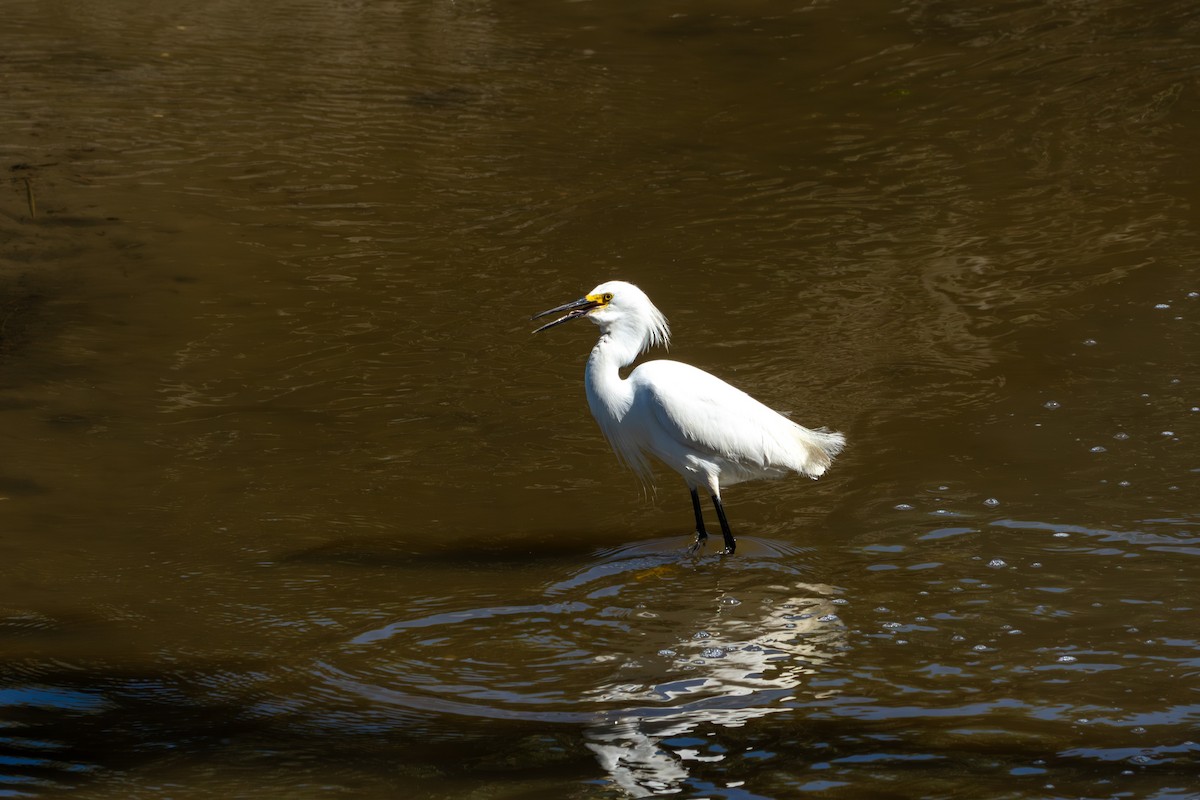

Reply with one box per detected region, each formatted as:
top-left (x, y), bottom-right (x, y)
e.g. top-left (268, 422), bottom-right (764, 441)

top-left (573, 569), bottom-right (846, 797)
top-left (335, 546), bottom-right (844, 797)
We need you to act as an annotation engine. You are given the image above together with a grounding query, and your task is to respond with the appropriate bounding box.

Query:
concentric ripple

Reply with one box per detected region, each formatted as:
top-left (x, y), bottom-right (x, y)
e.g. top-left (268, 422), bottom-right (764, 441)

top-left (319, 537), bottom-right (847, 793)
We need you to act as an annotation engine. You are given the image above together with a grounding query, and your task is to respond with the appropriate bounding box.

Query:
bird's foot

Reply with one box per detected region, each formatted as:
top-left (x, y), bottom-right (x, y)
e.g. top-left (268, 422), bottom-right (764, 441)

top-left (687, 532), bottom-right (708, 555)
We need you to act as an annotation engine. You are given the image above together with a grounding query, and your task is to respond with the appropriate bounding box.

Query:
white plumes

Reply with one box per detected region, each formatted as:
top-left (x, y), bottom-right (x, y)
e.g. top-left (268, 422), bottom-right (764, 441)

top-left (588, 279), bottom-right (670, 355)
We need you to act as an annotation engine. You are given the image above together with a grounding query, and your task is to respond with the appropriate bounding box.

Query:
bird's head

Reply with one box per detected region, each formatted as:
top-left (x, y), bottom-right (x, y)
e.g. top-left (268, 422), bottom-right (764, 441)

top-left (532, 280), bottom-right (670, 352)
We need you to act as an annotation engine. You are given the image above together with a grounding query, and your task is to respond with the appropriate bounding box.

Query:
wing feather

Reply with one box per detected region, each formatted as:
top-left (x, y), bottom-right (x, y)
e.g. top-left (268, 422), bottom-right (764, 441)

top-left (630, 360), bottom-right (842, 478)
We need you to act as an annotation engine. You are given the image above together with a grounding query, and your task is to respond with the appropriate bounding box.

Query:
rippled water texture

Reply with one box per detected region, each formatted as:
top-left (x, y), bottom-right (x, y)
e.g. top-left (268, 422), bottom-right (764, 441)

top-left (2, 0), bottom-right (1198, 797)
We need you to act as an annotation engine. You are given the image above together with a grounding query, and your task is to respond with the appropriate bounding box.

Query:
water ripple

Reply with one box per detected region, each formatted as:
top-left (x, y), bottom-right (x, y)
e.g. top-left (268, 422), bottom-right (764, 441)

top-left (322, 538), bottom-right (845, 793)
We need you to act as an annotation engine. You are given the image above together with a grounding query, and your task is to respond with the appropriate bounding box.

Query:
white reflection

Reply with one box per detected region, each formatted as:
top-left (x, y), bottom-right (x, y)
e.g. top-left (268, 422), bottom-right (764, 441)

top-left (581, 582), bottom-right (846, 797)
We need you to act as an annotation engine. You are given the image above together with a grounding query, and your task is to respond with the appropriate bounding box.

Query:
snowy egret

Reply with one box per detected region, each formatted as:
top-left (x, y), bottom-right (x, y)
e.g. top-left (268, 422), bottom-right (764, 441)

top-left (532, 280), bottom-right (845, 554)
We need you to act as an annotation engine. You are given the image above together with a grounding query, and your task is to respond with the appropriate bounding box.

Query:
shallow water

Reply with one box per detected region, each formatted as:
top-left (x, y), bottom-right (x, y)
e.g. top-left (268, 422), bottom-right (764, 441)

top-left (1, 0), bottom-right (1198, 797)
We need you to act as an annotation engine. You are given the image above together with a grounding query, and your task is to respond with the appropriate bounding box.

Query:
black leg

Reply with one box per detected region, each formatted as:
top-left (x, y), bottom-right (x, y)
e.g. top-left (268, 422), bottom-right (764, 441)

top-left (711, 494), bottom-right (736, 554)
top-left (688, 488), bottom-right (708, 553)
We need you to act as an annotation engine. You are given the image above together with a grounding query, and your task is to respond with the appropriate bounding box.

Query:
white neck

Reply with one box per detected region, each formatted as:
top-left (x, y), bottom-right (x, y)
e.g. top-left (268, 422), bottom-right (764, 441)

top-left (584, 332), bottom-right (638, 425)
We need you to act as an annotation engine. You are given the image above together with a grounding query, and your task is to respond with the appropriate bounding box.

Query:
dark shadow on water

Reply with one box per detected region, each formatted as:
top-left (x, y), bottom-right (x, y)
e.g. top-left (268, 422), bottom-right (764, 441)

top-left (0, 475), bottom-right (49, 497)
top-left (279, 529), bottom-right (643, 571)
top-left (280, 530), bottom-right (816, 572)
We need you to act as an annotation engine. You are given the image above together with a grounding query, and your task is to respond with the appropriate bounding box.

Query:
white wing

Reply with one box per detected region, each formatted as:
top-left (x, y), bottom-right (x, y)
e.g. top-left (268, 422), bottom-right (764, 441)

top-left (629, 360), bottom-right (843, 480)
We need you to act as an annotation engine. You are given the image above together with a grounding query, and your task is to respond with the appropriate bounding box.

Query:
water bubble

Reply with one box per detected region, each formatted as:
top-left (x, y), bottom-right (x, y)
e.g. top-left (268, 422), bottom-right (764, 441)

top-left (1043, 400), bottom-right (1061, 410)
top-left (1008, 629), bottom-right (1023, 635)
top-left (894, 503), bottom-right (915, 511)
top-left (951, 634), bottom-right (966, 642)
top-left (983, 497), bottom-right (1000, 507)
top-left (1154, 303), bottom-right (1170, 310)
top-left (1053, 532), bottom-right (1069, 538)
top-left (1161, 430), bottom-right (1175, 437)
top-left (1131, 726), bottom-right (1147, 735)
top-left (1189, 291), bottom-right (1199, 298)
top-left (1031, 562), bottom-right (1042, 568)
top-left (1090, 446), bottom-right (1107, 453)
top-left (972, 644), bottom-right (992, 652)
top-left (817, 614), bottom-right (839, 622)
top-left (882, 621), bottom-right (902, 629)
top-left (719, 597), bottom-right (741, 606)
top-left (1113, 432), bottom-right (1129, 440)
top-left (1082, 338), bottom-right (1097, 346)
top-left (700, 647), bottom-right (726, 659)
top-left (657, 649), bottom-right (677, 658)
top-left (874, 606), bottom-right (891, 613)
top-left (937, 485), bottom-right (949, 491)
top-left (1118, 480), bottom-right (1131, 487)
top-left (987, 559), bottom-right (1007, 569)
top-left (692, 630), bottom-right (712, 640)
top-left (1057, 655), bottom-right (1077, 663)
top-left (832, 598), bottom-right (849, 606)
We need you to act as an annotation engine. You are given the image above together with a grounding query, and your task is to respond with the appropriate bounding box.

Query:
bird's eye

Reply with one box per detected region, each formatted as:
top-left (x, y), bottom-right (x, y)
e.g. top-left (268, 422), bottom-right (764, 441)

top-left (602, 293), bottom-right (613, 303)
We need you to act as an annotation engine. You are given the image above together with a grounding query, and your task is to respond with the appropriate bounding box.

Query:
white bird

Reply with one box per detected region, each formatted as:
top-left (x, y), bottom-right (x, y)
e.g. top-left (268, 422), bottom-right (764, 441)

top-left (532, 280), bottom-right (845, 554)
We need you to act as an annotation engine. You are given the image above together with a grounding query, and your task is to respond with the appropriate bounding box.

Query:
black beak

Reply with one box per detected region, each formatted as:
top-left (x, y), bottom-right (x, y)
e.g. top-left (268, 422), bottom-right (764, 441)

top-left (531, 296), bottom-right (600, 333)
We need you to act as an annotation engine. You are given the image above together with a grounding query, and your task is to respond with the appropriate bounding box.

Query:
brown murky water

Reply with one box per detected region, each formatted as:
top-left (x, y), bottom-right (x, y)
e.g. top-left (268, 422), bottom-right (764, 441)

top-left (2, 1), bottom-right (1198, 797)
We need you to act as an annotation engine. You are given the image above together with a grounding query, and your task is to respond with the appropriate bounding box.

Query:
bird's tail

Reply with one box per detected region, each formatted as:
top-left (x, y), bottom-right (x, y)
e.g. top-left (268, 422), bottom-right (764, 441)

top-left (791, 425), bottom-right (846, 478)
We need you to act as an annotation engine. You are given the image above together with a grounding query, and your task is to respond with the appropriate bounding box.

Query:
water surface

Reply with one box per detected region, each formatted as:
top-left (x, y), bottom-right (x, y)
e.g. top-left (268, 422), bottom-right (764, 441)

top-left (1, 0), bottom-right (1198, 797)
